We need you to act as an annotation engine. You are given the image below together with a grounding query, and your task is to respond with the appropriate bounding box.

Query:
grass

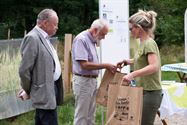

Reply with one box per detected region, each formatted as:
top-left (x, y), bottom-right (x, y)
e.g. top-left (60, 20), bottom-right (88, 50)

top-left (0, 44), bottom-right (185, 124)
top-left (0, 94), bottom-right (107, 125)
top-left (160, 44), bottom-right (184, 65)
top-left (0, 50), bottom-right (21, 92)
top-left (160, 44), bottom-right (184, 82)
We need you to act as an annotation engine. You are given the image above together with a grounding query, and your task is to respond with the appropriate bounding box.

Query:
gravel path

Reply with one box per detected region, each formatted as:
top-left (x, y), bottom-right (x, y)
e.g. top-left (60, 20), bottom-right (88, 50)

top-left (154, 113), bottom-right (187, 125)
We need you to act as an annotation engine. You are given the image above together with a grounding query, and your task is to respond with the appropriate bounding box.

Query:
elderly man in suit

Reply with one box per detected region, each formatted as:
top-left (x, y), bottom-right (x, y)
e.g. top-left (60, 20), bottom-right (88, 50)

top-left (19, 8), bottom-right (63, 125)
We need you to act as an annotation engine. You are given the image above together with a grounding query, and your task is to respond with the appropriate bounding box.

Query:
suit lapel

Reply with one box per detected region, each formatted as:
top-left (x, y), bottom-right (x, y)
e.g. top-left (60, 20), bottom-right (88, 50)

top-left (34, 28), bottom-right (54, 60)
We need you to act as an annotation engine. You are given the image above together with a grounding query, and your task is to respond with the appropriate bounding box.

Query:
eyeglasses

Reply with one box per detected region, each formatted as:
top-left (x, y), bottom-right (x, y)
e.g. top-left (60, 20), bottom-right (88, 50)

top-left (129, 25), bottom-right (139, 31)
top-left (129, 27), bottom-right (133, 31)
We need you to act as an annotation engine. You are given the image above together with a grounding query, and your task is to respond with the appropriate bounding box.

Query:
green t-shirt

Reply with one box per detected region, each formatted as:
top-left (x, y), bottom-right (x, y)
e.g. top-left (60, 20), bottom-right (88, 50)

top-left (130, 36), bottom-right (140, 59)
top-left (134, 38), bottom-right (162, 90)
top-left (130, 35), bottom-right (140, 71)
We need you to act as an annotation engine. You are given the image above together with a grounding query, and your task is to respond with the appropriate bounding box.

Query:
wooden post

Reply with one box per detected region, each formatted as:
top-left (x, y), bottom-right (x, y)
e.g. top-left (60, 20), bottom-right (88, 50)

top-left (7, 28), bottom-right (10, 40)
top-left (24, 30), bottom-right (27, 36)
top-left (63, 34), bottom-right (73, 93)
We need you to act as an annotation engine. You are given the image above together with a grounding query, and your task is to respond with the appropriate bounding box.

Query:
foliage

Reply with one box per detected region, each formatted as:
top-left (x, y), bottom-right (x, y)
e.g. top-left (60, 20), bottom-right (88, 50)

top-left (0, 0), bottom-right (186, 45)
top-left (0, 0), bottom-right (99, 40)
top-left (160, 44), bottom-right (185, 65)
top-left (129, 0), bottom-right (187, 46)
top-left (0, 50), bottom-right (21, 92)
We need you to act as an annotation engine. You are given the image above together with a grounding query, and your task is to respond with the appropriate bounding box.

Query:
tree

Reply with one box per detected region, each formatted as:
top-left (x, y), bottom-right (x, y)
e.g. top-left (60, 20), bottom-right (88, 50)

top-left (129, 0), bottom-right (187, 46)
top-left (0, 0), bottom-right (186, 46)
top-left (0, 0), bottom-right (99, 40)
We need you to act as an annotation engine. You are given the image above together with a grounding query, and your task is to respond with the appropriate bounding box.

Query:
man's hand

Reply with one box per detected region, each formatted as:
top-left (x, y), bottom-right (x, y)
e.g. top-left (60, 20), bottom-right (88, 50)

top-left (17, 89), bottom-right (30, 100)
top-left (106, 63), bottom-right (117, 73)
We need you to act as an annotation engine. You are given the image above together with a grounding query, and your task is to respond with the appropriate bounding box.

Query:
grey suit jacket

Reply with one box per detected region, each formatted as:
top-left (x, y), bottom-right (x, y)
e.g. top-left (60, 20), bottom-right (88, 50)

top-left (19, 27), bottom-right (63, 109)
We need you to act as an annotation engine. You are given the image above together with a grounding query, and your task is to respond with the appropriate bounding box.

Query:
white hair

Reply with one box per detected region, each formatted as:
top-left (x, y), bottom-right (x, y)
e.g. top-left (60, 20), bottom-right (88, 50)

top-left (37, 9), bottom-right (57, 24)
top-left (90, 19), bottom-right (108, 31)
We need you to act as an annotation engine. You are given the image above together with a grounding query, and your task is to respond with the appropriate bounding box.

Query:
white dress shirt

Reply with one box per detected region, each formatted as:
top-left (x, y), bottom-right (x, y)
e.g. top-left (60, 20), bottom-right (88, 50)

top-left (35, 25), bottom-right (61, 81)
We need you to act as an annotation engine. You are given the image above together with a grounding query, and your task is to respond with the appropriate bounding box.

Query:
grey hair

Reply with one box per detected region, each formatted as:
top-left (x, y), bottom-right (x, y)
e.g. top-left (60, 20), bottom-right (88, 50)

top-left (37, 9), bottom-right (57, 23)
top-left (129, 10), bottom-right (157, 38)
top-left (90, 19), bottom-right (108, 31)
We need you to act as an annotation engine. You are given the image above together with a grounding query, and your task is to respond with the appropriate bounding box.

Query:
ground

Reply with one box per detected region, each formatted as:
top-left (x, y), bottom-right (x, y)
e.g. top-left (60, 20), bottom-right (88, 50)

top-left (154, 113), bottom-right (187, 125)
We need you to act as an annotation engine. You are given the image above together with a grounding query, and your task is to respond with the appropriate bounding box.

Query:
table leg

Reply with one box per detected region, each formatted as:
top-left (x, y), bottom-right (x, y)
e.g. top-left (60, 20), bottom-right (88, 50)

top-left (157, 111), bottom-right (167, 125)
top-left (177, 72), bottom-right (186, 82)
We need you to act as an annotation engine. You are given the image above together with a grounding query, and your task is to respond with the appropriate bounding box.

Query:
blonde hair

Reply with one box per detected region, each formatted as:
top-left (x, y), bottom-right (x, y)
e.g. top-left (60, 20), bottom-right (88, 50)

top-left (129, 10), bottom-right (157, 38)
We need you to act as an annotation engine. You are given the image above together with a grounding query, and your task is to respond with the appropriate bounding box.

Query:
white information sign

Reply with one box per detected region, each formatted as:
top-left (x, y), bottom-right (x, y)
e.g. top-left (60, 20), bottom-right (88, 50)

top-left (185, 9), bottom-right (187, 62)
top-left (99, 0), bottom-right (130, 73)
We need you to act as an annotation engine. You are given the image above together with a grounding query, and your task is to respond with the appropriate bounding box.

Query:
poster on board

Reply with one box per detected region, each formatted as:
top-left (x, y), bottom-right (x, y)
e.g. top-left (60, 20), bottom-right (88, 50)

top-left (99, 0), bottom-right (130, 74)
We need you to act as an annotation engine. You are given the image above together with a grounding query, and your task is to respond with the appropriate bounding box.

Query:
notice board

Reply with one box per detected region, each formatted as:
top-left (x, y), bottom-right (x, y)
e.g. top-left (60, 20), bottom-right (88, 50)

top-left (185, 9), bottom-right (187, 62)
top-left (99, 0), bottom-right (130, 73)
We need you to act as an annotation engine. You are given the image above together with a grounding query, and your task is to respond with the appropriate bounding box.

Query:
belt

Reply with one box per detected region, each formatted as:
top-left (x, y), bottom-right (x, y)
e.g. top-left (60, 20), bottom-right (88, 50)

top-left (74, 74), bottom-right (98, 78)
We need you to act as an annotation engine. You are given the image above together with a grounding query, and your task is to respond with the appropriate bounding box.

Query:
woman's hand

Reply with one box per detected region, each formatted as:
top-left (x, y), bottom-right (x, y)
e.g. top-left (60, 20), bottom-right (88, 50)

top-left (121, 73), bottom-right (134, 86)
top-left (116, 59), bottom-right (134, 70)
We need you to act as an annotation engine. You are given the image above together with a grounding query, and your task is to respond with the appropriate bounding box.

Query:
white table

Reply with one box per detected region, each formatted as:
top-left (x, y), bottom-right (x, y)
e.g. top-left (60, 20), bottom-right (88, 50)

top-left (159, 82), bottom-right (187, 120)
top-left (161, 63), bottom-right (187, 82)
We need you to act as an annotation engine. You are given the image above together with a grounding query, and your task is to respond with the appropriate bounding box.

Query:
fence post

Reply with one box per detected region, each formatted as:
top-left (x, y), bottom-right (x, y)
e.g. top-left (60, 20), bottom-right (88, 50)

top-left (63, 34), bottom-right (73, 93)
top-left (24, 30), bottom-right (27, 36)
top-left (7, 28), bottom-right (10, 40)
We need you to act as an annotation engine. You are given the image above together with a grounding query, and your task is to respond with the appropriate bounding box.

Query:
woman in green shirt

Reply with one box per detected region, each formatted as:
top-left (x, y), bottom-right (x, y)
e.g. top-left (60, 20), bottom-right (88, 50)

top-left (117, 10), bottom-right (163, 125)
